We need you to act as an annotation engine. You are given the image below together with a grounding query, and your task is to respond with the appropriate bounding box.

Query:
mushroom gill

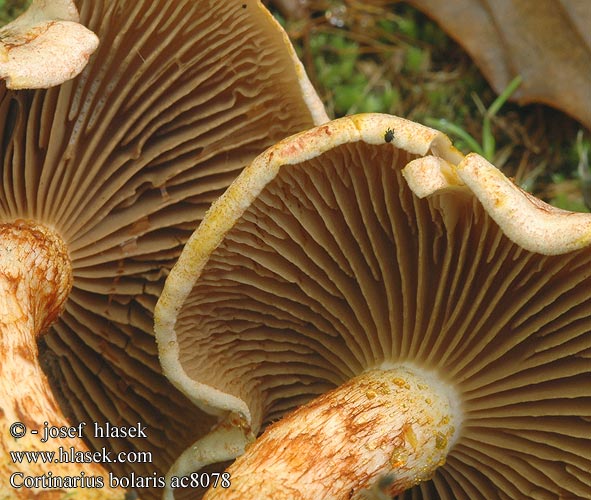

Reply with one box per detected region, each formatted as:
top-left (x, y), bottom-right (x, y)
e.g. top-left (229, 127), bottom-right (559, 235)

top-left (0, 0), bottom-right (327, 498)
top-left (156, 114), bottom-right (591, 499)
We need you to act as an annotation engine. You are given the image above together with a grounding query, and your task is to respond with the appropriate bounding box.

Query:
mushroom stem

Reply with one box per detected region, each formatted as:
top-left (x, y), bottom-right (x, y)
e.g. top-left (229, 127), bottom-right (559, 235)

top-left (204, 364), bottom-right (461, 500)
top-left (0, 220), bottom-right (121, 498)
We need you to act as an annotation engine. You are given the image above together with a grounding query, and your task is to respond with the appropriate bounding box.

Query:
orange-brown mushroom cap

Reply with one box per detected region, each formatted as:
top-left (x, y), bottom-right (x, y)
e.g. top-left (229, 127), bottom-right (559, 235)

top-left (156, 114), bottom-right (591, 498)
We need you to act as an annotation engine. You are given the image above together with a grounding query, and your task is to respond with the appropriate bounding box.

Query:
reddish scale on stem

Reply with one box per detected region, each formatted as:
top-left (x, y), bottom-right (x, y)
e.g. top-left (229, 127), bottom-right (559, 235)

top-left (0, 220), bottom-right (123, 499)
top-left (0, 220), bottom-right (73, 334)
top-left (203, 366), bottom-right (460, 500)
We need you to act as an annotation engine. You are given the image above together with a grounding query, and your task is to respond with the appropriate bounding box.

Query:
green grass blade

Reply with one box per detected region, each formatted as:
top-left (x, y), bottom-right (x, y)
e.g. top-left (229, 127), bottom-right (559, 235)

top-left (424, 117), bottom-right (484, 156)
top-left (488, 75), bottom-right (522, 118)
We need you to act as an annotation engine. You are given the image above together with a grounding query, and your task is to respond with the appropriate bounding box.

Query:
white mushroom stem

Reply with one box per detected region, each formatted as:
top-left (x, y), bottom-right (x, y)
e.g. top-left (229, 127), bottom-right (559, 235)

top-left (0, 220), bottom-right (122, 498)
top-left (204, 364), bottom-right (461, 500)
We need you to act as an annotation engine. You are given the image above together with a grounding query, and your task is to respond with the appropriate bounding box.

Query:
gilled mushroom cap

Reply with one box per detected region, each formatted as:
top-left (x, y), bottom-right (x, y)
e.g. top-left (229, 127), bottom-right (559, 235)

top-left (0, 0), bottom-right (98, 89)
top-left (156, 114), bottom-right (591, 498)
top-left (0, 0), bottom-right (327, 495)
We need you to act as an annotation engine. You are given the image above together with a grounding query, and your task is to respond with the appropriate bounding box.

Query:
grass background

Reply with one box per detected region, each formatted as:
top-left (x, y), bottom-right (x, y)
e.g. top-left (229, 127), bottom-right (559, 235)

top-left (0, 0), bottom-right (27, 24)
top-left (2, 0), bottom-right (589, 211)
top-left (267, 1), bottom-right (591, 212)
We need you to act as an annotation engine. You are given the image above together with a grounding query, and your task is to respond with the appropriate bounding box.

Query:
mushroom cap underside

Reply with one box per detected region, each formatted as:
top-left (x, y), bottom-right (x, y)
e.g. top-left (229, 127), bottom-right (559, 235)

top-left (156, 113), bottom-right (591, 499)
top-left (0, 0), bottom-right (326, 495)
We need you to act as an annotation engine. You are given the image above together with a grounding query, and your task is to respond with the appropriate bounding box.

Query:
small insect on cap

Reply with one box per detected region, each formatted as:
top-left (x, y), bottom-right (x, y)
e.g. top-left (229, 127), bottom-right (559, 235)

top-left (384, 127), bottom-right (395, 142)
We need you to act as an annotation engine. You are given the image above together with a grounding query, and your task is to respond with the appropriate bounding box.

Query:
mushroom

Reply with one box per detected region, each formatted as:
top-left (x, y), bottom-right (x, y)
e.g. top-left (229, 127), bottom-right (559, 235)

top-left (0, 0), bottom-right (98, 89)
top-left (0, 0), bottom-right (327, 497)
top-left (155, 113), bottom-right (591, 499)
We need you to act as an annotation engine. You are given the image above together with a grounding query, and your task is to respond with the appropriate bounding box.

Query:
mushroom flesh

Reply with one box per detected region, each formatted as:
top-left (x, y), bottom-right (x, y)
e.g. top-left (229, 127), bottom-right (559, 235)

top-left (0, 0), bottom-right (98, 89)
